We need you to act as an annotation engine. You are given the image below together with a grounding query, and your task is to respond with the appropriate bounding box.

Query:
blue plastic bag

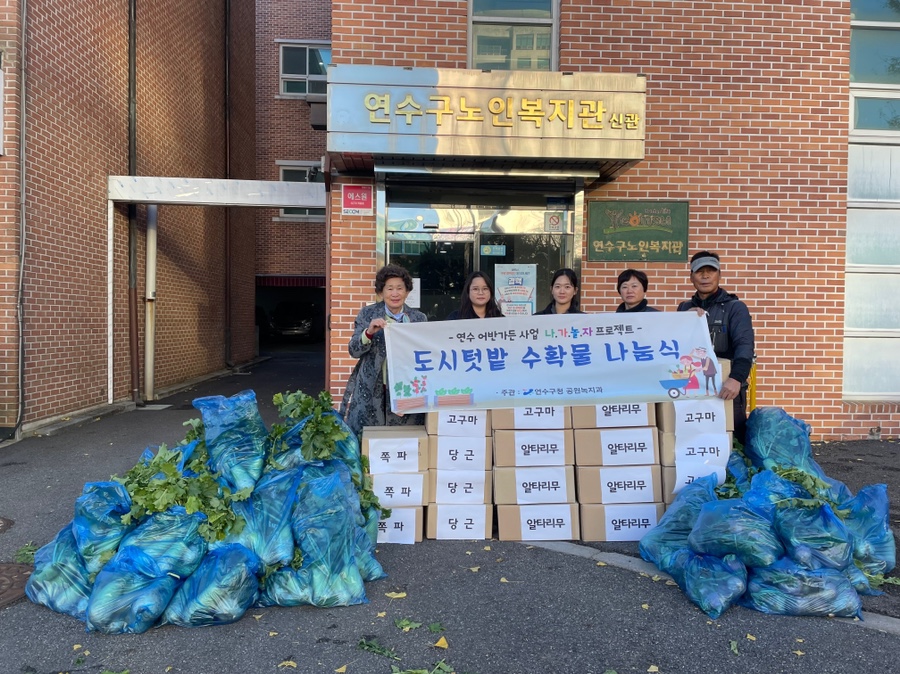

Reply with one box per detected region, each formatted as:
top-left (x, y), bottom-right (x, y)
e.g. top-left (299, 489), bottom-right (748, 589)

top-left (682, 552), bottom-right (748, 620)
top-left (842, 483), bottom-right (896, 575)
top-left (774, 503), bottom-right (853, 571)
top-left (725, 449), bottom-right (753, 495)
top-left (744, 408), bottom-right (851, 504)
top-left (193, 390), bottom-right (268, 492)
top-left (639, 474), bottom-right (719, 585)
top-left (85, 545), bottom-right (181, 634)
top-left (741, 470), bottom-right (810, 522)
top-left (258, 465), bottom-right (368, 607)
top-left (72, 481), bottom-right (135, 574)
top-left (161, 544), bottom-right (262, 627)
top-left (687, 499), bottom-right (784, 568)
top-left (25, 523), bottom-right (93, 621)
top-left (211, 467), bottom-right (303, 567)
top-left (741, 557), bottom-right (862, 619)
top-left (117, 506), bottom-right (208, 579)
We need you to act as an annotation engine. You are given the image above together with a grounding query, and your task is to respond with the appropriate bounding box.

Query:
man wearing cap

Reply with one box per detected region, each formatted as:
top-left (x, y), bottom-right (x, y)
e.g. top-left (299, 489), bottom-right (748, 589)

top-left (677, 251), bottom-right (755, 444)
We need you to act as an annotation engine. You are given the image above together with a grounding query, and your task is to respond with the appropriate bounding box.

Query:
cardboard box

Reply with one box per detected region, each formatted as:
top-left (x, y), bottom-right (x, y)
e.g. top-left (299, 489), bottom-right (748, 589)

top-left (656, 398), bottom-right (734, 433)
top-left (580, 503), bottom-right (666, 542)
top-left (575, 465), bottom-right (662, 504)
top-left (425, 410), bottom-right (491, 437)
top-left (426, 503), bottom-right (493, 540)
top-left (662, 464), bottom-right (727, 504)
top-left (427, 469), bottom-right (492, 504)
top-left (496, 504), bottom-right (580, 541)
top-left (491, 406), bottom-right (571, 430)
top-left (371, 471), bottom-right (429, 507)
top-left (571, 403), bottom-right (657, 429)
top-left (429, 435), bottom-right (492, 471)
top-left (659, 431), bottom-right (732, 466)
top-left (493, 429), bottom-right (575, 467)
top-left (377, 506), bottom-right (423, 544)
top-left (493, 465), bottom-right (576, 504)
top-left (361, 426), bottom-right (428, 473)
top-left (573, 427), bottom-right (659, 466)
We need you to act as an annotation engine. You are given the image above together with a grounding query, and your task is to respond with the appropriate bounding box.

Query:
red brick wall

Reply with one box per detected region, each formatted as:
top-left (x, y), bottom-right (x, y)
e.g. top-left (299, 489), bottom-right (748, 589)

top-left (254, 0), bottom-right (329, 278)
top-left (21, 0), bottom-right (129, 421)
top-left (10, 0), bottom-right (248, 425)
top-left (325, 1), bottom-right (900, 439)
top-left (332, 0), bottom-right (467, 67)
top-left (0, 1), bottom-right (24, 430)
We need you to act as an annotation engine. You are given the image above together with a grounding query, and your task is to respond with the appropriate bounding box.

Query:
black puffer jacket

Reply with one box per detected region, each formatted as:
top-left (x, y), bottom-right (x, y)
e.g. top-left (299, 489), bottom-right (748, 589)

top-left (677, 288), bottom-right (754, 385)
top-left (534, 302), bottom-right (585, 315)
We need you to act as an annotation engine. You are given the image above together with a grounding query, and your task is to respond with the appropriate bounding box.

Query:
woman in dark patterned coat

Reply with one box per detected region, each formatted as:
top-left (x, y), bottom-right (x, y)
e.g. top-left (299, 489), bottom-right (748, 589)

top-left (339, 264), bottom-right (427, 438)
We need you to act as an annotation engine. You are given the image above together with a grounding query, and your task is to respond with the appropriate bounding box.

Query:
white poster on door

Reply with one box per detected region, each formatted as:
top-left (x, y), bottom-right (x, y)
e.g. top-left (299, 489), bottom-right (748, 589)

top-left (495, 264), bottom-right (536, 316)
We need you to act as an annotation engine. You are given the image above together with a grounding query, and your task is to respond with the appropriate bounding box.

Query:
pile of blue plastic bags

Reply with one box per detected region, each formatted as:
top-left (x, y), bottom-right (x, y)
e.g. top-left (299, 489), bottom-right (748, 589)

top-left (25, 390), bottom-right (385, 633)
top-left (640, 406), bottom-right (896, 619)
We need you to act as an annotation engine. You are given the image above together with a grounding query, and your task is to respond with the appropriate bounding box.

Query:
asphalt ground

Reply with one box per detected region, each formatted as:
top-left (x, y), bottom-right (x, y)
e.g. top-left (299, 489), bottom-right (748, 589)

top-left (0, 343), bottom-right (898, 674)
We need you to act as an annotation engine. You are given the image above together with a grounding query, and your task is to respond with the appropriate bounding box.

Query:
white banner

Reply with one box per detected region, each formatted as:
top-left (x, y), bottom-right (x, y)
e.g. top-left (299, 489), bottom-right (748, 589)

top-left (385, 311), bottom-right (718, 414)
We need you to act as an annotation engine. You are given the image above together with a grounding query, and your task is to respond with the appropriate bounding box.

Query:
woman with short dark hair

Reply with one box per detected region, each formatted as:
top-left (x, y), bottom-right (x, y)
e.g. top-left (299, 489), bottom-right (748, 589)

top-left (339, 264), bottom-right (427, 437)
top-left (615, 269), bottom-right (659, 313)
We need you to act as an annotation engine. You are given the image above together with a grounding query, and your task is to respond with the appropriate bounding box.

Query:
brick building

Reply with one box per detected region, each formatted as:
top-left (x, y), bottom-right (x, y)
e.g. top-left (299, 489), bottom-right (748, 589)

top-left (0, 0), bottom-right (257, 437)
top-left (311, 0), bottom-right (900, 440)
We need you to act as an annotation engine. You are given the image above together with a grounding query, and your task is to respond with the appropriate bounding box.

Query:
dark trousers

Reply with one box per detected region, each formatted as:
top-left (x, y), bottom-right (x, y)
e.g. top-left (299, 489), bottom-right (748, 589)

top-left (733, 387), bottom-right (748, 447)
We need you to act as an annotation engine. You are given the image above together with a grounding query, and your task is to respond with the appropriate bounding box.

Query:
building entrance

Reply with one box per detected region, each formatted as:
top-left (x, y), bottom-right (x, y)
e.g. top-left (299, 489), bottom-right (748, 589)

top-left (384, 184), bottom-right (579, 320)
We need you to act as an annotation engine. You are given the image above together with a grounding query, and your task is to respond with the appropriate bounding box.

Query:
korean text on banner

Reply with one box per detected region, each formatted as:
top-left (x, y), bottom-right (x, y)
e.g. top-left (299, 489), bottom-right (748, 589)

top-left (384, 312), bottom-right (719, 414)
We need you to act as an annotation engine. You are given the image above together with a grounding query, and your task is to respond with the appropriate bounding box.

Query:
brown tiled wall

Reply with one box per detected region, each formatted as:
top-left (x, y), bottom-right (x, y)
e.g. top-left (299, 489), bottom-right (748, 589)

top-left (326, 1), bottom-right (900, 439)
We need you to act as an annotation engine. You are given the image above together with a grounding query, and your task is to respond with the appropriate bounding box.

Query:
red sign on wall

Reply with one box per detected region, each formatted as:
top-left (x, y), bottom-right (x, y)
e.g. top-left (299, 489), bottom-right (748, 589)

top-left (341, 185), bottom-right (373, 215)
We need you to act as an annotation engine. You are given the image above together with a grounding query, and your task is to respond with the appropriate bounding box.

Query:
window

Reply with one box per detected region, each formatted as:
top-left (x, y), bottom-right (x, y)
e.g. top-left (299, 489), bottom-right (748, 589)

top-left (280, 44), bottom-right (331, 96)
top-left (470, 0), bottom-right (557, 71)
top-left (280, 164), bottom-right (326, 218)
top-left (845, 2), bottom-right (900, 399)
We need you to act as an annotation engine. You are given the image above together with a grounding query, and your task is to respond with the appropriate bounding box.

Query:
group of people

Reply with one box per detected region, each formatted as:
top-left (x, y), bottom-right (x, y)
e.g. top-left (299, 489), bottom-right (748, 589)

top-left (339, 251), bottom-right (755, 445)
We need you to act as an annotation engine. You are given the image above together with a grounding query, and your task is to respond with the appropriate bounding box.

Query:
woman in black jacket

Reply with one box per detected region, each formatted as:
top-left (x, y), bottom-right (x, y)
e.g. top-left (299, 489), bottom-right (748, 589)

top-left (615, 269), bottom-right (659, 313)
top-left (535, 268), bottom-right (585, 315)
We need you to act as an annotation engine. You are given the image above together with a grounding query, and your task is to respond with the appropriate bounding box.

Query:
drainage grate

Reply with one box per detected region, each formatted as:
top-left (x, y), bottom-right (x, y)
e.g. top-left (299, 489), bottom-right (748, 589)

top-left (0, 516), bottom-right (12, 534)
top-left (0, 563), bottom-right (31, 609)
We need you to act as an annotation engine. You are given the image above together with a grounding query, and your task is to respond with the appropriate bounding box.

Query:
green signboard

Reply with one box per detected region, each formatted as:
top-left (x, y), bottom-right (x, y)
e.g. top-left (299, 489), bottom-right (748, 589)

top-left (587, 201), bottom-right (689, 262)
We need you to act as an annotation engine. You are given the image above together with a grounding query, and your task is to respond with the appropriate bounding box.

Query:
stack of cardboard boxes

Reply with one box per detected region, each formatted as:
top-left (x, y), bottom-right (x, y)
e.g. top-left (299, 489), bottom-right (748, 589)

top-left (492, 406), bottom-right (580, 541)
top-left (572, 403), bottom-right (666, 542)
top-left (361, 426), bottom-right (429, 544)
top-left (363, 359), bottom-right (734, 544)
top-left (424, 410), bottom-right (494, 540)
top-left (659, 359), bottom-right (734, 505)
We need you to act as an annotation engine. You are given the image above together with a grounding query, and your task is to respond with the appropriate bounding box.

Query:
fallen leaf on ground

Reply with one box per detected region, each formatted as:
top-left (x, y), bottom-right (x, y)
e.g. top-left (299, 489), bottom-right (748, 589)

top-left (500, 577), bottom-right (509, 583)
top-left (795, 638), bottom-right (804, 643)
top-left (335, 666), bottom-right (347, 673)
top-left (596, 561), bottom-right (607, 567)
top-left (385, 591), bottom-right (407, 599)
top-left (484, 545), bottom-right (491, 551)
top-left (665, 580), bottom-right (677, 586)
top-left (648, 666), bottom-right (659, 673)
top-left (651, 575), bottom-right (661, 582)
top-left (730, 640), bottom-right (739, 655)
top-left (641, 603), bottom-right (650, 610)
top-left (434, 636), bottom-right (449, 649)
top-left (746, 634), bottom-right (756, 641)
top-left (253, 614), bottom-right (263, 621)
top-left (73, 645), bottom-right (82, 651)
top-left (278, 661), bottom-right (298, 668)
top-left (469, 566), bottom-right (480, 572)
top-left (793, 650), bottom-right (805, 656)
top-left (269, 631), bottom-right (278, 637)
top-left (377, 612), bottom-right (387, 618)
